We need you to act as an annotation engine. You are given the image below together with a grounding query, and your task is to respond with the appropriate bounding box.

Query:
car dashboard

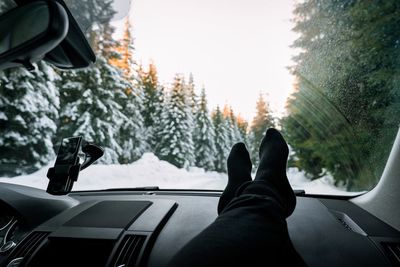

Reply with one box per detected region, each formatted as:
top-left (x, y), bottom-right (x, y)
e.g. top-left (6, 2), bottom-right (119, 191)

top-left (0, 182), bottom-right (399, 267)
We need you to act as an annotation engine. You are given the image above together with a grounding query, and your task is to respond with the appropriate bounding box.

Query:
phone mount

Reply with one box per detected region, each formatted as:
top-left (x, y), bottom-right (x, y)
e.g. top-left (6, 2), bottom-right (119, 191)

top-left (46, 137), bottom-right (104, 195)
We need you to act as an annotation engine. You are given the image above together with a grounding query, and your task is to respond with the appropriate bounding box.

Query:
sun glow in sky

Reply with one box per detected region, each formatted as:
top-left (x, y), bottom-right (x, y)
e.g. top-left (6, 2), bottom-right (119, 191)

top-left (125, 0), bottom-right (297, 121)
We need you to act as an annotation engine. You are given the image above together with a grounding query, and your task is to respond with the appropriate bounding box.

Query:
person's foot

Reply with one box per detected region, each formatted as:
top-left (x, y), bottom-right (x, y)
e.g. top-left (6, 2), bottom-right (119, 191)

top-left (254, 128), bottom-right (296, 217)
top-left (217, 142), bottom-right (252, 214)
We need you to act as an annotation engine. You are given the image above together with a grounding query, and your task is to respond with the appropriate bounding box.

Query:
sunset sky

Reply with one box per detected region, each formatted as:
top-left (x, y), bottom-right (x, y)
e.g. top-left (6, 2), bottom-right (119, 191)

top-left (115, 0), bottom-right (298, 121)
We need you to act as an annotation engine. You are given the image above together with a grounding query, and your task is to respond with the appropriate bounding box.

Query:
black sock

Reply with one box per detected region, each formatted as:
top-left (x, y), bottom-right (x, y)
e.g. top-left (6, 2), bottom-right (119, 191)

top-left (218, 142), bottom-right (252, 214)
top-left (254, 128), bottom-right (296, 217)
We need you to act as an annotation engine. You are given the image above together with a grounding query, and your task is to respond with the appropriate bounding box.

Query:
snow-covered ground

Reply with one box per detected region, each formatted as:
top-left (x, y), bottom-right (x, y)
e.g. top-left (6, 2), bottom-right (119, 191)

top-left (0, 153), bottom-right (361, 196)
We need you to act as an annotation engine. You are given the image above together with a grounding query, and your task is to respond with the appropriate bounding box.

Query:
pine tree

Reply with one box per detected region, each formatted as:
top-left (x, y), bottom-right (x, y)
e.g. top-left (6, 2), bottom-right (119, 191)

top-left (108, 18), bottom-right (147, 163)
top-left (0, 62), bottom-right (60, 176)
top-left (186, 73), bottom-right (197, 113)
top-left (156, 74), bottom-right (195, 168)
top-left (57, 56), bottom-right (130, 164)
top-left (224, 106), bottom-right (242, 147)
top-left (115, 92), bottom-right (146, 163)
top-left (183, 74), bottom-right (196, 154)
top-left (106, 68), bottom-right (146, 164)
top-left (151, 85), bottom-right (166, 150)
top-left (212, 106), bottom-right (230, 172)
top-left (57, 16), bottom-right (147, 164)
top-left (250, 93), bottom-right (274, 167)
top-left (222, 105), bottom-right (234, 147)
top-left (138, 63), bottom-right (165, 150)
top-left (237, 114), bottom-right (249, 146)
top-left (109, 18), bottom-right (135, 77)
top-left (193, 87), bottom-right (216, 170)
top-left (64, 0), bottom-right (115, 44)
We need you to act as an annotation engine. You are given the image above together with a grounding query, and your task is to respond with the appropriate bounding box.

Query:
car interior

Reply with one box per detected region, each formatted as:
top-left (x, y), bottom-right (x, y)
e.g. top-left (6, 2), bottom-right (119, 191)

top-left (0, 137), bottom-right (399, 267)
top-left (0, 1), bottom-right (399, 267)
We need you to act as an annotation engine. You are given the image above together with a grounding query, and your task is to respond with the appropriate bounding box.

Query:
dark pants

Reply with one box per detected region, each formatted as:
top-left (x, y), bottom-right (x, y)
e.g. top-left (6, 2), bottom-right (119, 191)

top-left (167, 181), bottom-right (306, 267)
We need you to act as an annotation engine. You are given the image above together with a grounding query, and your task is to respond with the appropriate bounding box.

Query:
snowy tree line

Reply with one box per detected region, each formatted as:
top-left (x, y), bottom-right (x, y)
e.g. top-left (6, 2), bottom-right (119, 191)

top-left (0, 57), bottom-right (274, 176)
top-left (0, 0), bottom-right (275, 177)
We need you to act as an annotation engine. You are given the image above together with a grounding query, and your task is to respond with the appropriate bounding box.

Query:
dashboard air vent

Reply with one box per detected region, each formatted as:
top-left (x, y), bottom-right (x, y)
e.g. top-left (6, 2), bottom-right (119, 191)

top-left (7, 232), bottom-right (49, 266)
top-left (381, 242), bottom-right (400, 266)
top-left (112, 235), bottom-right (146, 267)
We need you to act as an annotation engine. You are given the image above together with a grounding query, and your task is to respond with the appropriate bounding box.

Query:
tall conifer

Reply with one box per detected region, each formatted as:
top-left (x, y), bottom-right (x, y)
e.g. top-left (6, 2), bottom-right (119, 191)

top-left (193, 88), bottom-right (216, 170)
top-left (157, 75), bottom-right (195, 168)
top-left (250, 93), bottom-right (274, 167)
top-left (0, 62), bottom-right (60, 176)
top-left (212, 106), bottom-right (230, 172)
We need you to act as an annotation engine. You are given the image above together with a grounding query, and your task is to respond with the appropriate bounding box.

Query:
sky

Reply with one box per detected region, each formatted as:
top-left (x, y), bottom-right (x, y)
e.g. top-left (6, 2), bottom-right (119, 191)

top-left (115, 0), bottom-right (298, 121)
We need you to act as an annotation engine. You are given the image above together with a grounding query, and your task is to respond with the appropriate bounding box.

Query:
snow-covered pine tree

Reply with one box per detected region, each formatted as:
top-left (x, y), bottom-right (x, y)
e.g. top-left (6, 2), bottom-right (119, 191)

top-left (222, 105), bottom-right (231, 147)
top-left (58, 15), bottom-right (147, 164)
top-left (250, 93), bottom-right (275, 167)
top-left (183, 74), bottom-right (196, 154)
top-left (0, 62), bottom-right (60, 176)
top-left (64, 0), bottom-right (115, 46)
top-left (109, 18), bottom-right (135, 77)
top-left (236, 114), bottom-right (250, 147)
top-left (223, 105), bottom-right (242, 147)
top-left (138, 63), bottom-right (165, 151)
top-left (186, 73), bottom-right (197, 114)
top-left (193, 87), bottom-right (216, 171)
top-left (57, 56), bottom-right (129, 164)
top-left (106, 67), bottom-right (146, 164)
top-left (108, 18), bottom-right (147, 163)
top-left (156, 74), bottom-right (195, 168)
top-left (231, 111), bottom-right (246, 143)
top-left (212, 106), bottom-right (230, 172)
top-left (115, 82), bottom-right (147, 164)
top-left (152, 84), bottom-right (166, 150)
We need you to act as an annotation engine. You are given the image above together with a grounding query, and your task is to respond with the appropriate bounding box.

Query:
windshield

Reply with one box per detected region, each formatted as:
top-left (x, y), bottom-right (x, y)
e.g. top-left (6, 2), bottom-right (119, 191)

top-left (0, 0), bottom-right (399, 195)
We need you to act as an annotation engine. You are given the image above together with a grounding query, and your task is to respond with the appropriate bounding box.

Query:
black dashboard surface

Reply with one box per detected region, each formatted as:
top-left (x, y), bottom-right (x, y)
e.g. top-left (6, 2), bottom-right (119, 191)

top-left (0, 183), bottom-right (399, 267)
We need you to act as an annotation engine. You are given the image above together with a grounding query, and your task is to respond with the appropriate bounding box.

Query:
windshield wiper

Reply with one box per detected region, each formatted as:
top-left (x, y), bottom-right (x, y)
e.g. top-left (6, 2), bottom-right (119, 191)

top-left (81, 187), bottom-right (305, 195)
top-left (102, 186), bottom-right (160, 191)
top-left (294, 189), bottom-right (305, 195)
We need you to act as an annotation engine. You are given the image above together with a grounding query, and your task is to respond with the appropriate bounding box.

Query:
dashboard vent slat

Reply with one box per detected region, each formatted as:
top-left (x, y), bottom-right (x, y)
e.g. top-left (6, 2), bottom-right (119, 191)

top-left (113, 235), bottom-right (146, 267)
top-left (17, 232), bottom-right (44, 256)
top-left (382, 242), bottom-right (400, 265)
top-left (7, 232), bottom-right (49, 265)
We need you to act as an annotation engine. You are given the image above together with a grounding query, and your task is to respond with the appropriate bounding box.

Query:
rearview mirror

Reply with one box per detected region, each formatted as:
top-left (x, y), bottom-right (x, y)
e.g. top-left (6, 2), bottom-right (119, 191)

top-left (0, 1), bottom-right (69, 70)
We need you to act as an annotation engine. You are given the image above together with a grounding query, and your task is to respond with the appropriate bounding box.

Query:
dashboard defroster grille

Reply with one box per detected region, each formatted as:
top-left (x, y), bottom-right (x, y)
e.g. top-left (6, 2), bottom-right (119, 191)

top-left (6, 231), bottom-right (49, 266)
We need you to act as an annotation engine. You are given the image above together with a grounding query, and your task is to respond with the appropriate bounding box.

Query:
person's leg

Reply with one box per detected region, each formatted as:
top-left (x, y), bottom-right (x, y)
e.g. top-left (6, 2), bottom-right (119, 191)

top-left (167, 129), bottom-right (306, 267)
